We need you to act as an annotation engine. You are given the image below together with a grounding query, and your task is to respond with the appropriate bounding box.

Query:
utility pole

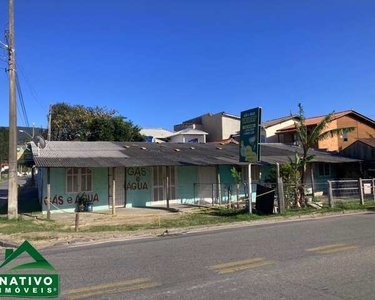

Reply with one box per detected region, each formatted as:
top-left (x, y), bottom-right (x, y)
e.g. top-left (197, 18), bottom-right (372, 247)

top-left (7, 0), bottom-right (18, 219)
top-left (47, 104), bottom-right (52, 141)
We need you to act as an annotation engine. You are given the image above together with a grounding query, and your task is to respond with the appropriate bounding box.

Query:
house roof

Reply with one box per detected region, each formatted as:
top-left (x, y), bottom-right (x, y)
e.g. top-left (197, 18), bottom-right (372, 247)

top-left (262, 115), bottom-right (299, 128)
top-left (139, 128), bottom-right (174, 138)
top-left (31, 141), bottom-right (360, 168)
top-left (182, 111), bottom-right (240, 124)
top-left (259, 143), bottom-right (360, 165)
top-left (353, 138), bottom-right (375, 148)
top-left (166, 128), bottom-right (208, 138)
top-left (276, 110), bottom-right (375, 133)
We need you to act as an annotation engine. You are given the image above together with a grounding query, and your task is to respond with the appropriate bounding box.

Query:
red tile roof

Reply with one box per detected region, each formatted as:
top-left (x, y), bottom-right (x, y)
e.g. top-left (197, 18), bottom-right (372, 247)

top-left (276, 110), bottom-right (374, 133)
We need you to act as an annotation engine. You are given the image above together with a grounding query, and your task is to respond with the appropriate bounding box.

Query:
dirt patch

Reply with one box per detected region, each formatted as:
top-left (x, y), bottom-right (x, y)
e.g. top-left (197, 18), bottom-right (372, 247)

top-left (0, 209), bottom-right (190, 249)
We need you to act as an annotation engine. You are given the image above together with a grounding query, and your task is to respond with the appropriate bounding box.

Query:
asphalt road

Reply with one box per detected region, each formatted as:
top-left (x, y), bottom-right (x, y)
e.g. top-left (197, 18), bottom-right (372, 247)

top-left (4, 212), bottom-right (375, 300)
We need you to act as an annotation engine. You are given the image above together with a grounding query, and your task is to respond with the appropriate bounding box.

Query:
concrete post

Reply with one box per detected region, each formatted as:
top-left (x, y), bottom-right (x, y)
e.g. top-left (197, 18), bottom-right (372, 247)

top-left (328, 181), bottom-right (334, 208)
top-left (359, 178), bottom-right (364, 205)
top-left (112, 167), bottom-right (116, 216)
top-left (47, 167), bottom-right (51, 219)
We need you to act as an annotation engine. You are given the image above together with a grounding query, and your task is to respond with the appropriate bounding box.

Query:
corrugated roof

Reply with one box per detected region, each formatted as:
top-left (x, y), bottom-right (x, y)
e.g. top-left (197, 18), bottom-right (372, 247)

top-left (356, 138), bottom-right (375, 148)
top-left (31, 141), bottom-right (360, 168)
top-left (259, 143), bottom-right (360, 165)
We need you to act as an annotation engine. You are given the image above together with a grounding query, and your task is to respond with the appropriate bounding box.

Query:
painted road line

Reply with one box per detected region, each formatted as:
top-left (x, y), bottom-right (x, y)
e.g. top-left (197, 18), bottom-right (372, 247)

top-left (307, 243), bottom-right (359, 254)
top-left (209, 257), bottom-right (275, 274)
top-left (66, 278), bottom-right (159, 300)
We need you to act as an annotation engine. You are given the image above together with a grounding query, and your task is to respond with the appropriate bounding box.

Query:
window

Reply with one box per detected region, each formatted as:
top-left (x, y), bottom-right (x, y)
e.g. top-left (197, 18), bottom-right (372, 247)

top-left (66, 168), bottom-right (93, 193)
top-left (343, 132), bottom-right (348, 142)
top-left (318, 163), bottom-right (330, 176)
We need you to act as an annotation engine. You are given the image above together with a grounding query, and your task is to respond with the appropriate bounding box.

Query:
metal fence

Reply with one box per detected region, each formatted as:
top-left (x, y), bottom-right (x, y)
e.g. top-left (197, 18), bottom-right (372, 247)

top-left (188, 178), bottom-right (375, 209)
top-left (190, 183), bottom-right (257, 206)
top-left (328, 178), bottom-right (375, 206)
top-left (280, 182), bottom-right (329, 206)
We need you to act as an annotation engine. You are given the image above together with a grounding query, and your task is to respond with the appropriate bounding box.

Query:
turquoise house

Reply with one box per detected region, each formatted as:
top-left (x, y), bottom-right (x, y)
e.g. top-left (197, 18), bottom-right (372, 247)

top-left (32, 141), bottom-right (360, 213)
top-left (32, 141), bottom-right (257, 213)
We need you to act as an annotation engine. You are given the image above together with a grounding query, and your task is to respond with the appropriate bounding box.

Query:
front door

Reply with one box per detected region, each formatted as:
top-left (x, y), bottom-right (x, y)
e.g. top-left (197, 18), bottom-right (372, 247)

top-left (152, 166), bottom-right (176, 202)
top-left (109, 167), bottom-right (125, 207)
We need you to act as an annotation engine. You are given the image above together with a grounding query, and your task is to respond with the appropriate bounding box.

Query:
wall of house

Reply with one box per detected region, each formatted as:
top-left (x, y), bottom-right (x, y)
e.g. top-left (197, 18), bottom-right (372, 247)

top-left (313, 163), bottom-right (337, 194)
top-left (177, 166), bottom-right (197, 204)
top-left (222, 117), bottom-right (240, 142)
top-left (318, 120), bottom-right (339, 151)
top-left (199, 113), bottom-right (239, 142)
top-left (266, 120), bottom-right (296, 143)
top-left (337, 116), bottom-right (375, 151)
top-left (125, 167), bottom-right (151, 207)
top-left (202, 113), bottom-right (224, 142)
top-left (40, 167), bottom-right (109, 213)
top-left (219, 165), bottom-right (239, 202)
top-left (278, 132), bottom-right (295, 144)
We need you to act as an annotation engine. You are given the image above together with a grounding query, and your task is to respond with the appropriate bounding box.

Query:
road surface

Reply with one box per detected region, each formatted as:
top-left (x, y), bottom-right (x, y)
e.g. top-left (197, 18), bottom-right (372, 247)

top-left (5, 212), bottom-right (375, 300)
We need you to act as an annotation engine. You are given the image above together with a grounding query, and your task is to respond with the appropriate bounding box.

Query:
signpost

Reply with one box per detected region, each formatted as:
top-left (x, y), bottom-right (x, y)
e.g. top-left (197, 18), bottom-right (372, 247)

top-left (239, 107), bottom-right (261, 163)
top-left (240, 107), bottom-right (262, 213)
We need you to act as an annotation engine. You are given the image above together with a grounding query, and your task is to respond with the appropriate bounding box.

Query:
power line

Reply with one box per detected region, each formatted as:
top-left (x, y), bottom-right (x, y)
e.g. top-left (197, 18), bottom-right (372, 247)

top-left (16, 59), bottom-right (48, 111)
top-left (15, 72), bottom-right (30, 128)
top-left (6, 71), bottom-right (29, 128)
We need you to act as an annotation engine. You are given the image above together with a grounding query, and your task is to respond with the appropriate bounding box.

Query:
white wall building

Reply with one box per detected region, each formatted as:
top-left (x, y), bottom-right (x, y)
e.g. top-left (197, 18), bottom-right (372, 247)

top-left (174, 112), bottom-right (240, 142)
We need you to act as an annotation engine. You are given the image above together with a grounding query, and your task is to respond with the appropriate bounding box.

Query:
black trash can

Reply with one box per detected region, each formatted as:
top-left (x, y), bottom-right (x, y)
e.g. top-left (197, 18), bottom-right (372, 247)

top-left (255, 184), bottom-right (275, 214)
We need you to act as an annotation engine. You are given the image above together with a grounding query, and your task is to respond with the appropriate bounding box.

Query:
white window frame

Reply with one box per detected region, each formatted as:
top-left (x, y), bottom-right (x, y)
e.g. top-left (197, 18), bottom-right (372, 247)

top-left (66, 167), bottom-right (93, 193)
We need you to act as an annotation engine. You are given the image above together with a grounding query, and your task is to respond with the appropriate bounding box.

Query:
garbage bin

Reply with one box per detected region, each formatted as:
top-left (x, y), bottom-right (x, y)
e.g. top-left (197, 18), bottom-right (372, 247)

top-left (255, 184), bottom-right (275, 214)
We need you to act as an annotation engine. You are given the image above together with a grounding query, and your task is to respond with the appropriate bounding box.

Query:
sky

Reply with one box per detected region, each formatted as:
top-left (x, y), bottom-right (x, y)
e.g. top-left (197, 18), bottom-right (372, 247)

top-left (0, 0), bottom-right (374, 131)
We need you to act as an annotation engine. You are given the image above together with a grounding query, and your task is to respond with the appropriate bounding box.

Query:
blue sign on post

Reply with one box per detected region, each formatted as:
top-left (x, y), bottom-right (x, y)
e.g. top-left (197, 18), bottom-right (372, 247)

top-left (239, 107), bottom-right (261, 162)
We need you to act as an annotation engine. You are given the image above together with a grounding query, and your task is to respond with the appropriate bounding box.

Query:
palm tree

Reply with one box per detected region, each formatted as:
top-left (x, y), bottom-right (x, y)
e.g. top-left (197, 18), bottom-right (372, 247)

top-left (293, 103), bottom-right (355, 205)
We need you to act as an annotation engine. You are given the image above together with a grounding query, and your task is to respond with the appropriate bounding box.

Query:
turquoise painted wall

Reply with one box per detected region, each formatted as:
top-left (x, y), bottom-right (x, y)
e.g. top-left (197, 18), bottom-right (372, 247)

top-left (41, 167), bottom-right (109, 213)
top-left (125, 167), bottom-right (151, 207)
top-left (177, 166), bottom-right (197, 204)
top-left (314, 164), bottom-right (336, 193)
top-left (219, 165), bottom-right (256, 203)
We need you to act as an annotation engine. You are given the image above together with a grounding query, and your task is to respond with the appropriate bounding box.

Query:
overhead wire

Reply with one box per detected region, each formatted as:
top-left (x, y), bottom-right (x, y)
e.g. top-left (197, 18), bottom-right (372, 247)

top-left (15, 71), bottom-right (30, 129)
top-left (16, 59), bottom-right (48, 112)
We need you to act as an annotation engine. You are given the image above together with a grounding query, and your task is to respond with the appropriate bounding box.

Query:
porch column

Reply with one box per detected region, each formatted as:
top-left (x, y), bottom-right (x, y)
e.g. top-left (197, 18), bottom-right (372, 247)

top-left (166, 166), bottom-right (170, 209)
top-left (47, 167), bottom-right (51, 219)
top-left (216, 166), bottom-right (221, 205)
top-left (112, 167), bottom-right (116, 215)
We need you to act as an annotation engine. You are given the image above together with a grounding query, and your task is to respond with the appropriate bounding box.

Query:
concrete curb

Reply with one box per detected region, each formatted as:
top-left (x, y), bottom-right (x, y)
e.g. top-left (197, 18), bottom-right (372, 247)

top-left (45, 210), bottom-right (375, 250)
top-left (0, 240), bottom-right (19, 248)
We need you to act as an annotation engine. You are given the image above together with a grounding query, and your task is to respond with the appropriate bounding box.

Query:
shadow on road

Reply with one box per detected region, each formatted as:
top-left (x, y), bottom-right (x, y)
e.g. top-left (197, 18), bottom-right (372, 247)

top-left (0, 177), bottom-right (41, 215)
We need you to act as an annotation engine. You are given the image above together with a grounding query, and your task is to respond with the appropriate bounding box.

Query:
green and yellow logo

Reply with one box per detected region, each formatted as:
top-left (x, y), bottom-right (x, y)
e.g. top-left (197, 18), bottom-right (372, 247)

top-left (0, 240), bottom-right (59, 298)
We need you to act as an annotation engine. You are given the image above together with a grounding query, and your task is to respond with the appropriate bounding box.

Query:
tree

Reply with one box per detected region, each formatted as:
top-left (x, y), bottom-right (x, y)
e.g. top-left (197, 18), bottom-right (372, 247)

top-left (0, 127), bottom-right (9, 163)
top-left (50, 103), bottom-right (145, 142)
top-left (266, 154), bottom-right (302, 208)
top-left (230, 167), bottom-right (241, 208)
top-left (293, 103), bottom-right (355, 205)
